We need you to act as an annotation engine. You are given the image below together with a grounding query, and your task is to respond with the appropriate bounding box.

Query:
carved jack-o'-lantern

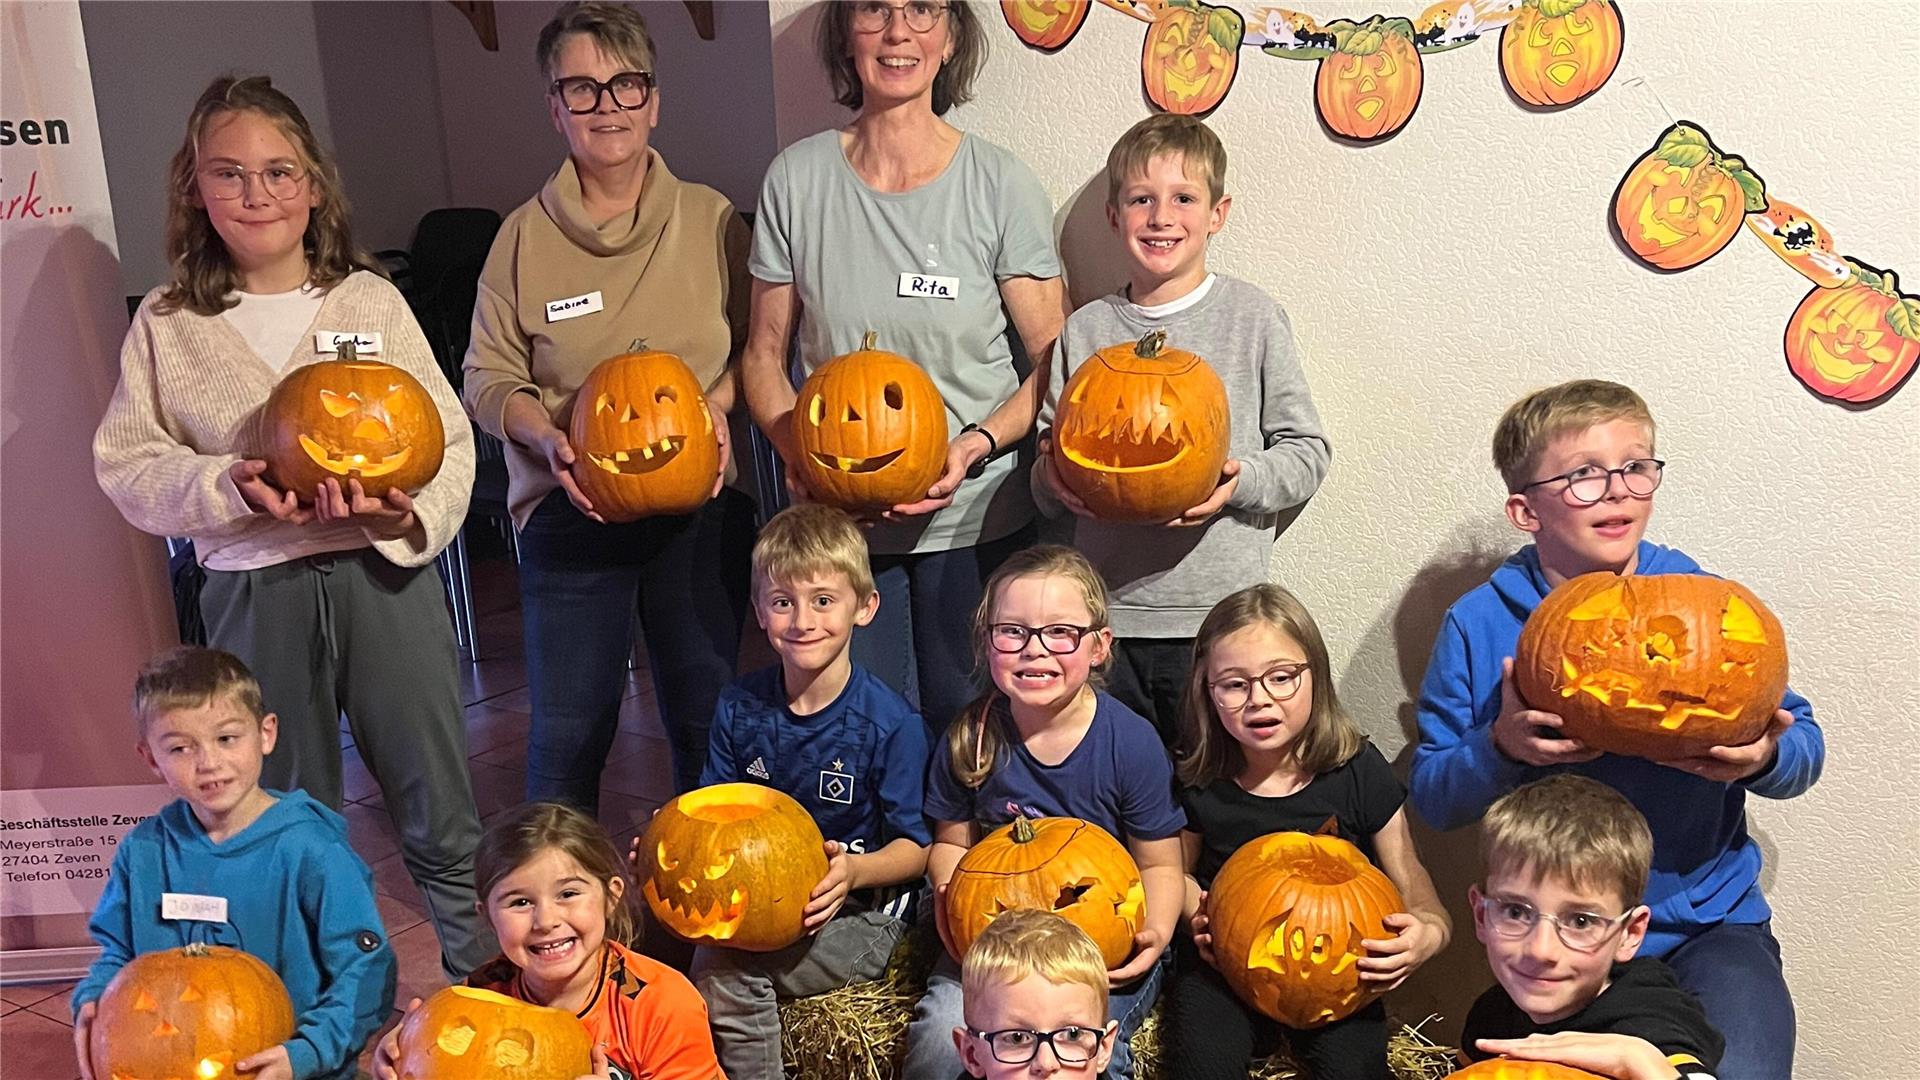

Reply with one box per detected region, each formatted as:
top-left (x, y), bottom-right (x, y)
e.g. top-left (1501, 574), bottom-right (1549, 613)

top-left (1452, 1061), bottom-right (1610, 1080)
top-left (1514, 572), bottom-right (1790, 760)
top-left (791, 332), bottom-right (949, 510)
top-left (1314, 17), bottom-right (1423, 141)
top-left (1053, 329), bottom-right (1229, 523)
top-left (89, 943), bottom-right (295, 1080)
top-left (1141, 1), bottom-right (1244, 117)
top-left (1783, 262), bottom-right (1920, 405)
top-left (1612, 122), bottom-right (1766, 272)
top-left (567, 345), bottom-right (721, 523)
top-left (1205, 832), bottom-right (1405, 1029)
top-left (945, 816), bottom-right (1146, 968)
top-left (1499, 0), bottom-right (1623, 108)
top-left (1746, 198), bottom-right (1850, 289)
top-left (393, 985), bottom-right (592, 1080)
top-left (1001, 0), bottom-right (1089, 50)
top-left (262, 342), bottom-right (445, 501)
top-left (637, 783), bottom-right (829, 952)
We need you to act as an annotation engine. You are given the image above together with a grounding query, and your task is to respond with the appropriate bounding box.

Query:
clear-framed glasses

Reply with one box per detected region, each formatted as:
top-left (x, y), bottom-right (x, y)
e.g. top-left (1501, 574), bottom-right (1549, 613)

top-left (968, 1025), bottom-right (1107, 1065)
top-left (987, 623), bottom-right (1100, 655)
top-left (1519, 458), bottom-right (1665, 506)
top-left (550, 70), bottom-right (656, 114)
top-left (198, 164), bottom-right (307, 202)
top-left (850, 0), bottom-right (949, 33)
top-left (1208, 664), bottom-right (1310, 711)
top-left (1477, 895), bottom-right (1637, 952)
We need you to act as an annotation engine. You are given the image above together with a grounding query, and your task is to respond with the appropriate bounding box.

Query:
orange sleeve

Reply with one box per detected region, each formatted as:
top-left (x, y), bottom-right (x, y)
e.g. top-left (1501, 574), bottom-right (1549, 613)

top-left (601, 944), bottom-right (727, 1080)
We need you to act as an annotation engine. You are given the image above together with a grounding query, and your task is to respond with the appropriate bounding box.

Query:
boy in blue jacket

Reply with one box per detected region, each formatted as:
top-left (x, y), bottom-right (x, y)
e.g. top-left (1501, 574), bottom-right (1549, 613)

top-left (1409, 380), bottom-right (1821, 1080)
top-left (73, 647), bottom-right (395, 1080)
top-left (687, 503), bottom-right (932, 1080)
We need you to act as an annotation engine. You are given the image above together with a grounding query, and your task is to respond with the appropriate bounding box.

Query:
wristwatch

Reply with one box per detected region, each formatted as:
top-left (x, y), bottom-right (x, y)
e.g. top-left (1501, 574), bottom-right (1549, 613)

top-left (961, 423), bottom-right (998, 479)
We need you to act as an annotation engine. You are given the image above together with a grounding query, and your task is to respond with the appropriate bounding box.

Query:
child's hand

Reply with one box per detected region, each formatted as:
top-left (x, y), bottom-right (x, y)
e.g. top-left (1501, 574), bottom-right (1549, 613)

top-left (1189, 890), bottom-right (1217, 967)
top-left (312, 479), bottom-right (417, 539)
top-left (1034, 433), bottom-right (1096, 518)
top-left (1475, 1031), bottom-right (1679, 1080)
top-left (235, 1042), bottom-right (293, 1079)
top-left (1657, 707), bottom-right (1794, 783)
top-left (572, 1043), bottom-right (615, 1079)
top-left (1494, 657), bottom-right (1603, 766)
top-left (1167, 459), bottom-right (1241, 527)
top-left (1106, 927), bottom-right (1167, 987)
top-left (804, 840), bottom-right (853, 931)
top-left (230, 460), bottom-right (313, 524)
top-left (371, 996), bottom-right (425, 1080)
top-left (73, 1001), bottom-right (97, 1080)
top-left (1358, 912), bottom-right (1445, 992)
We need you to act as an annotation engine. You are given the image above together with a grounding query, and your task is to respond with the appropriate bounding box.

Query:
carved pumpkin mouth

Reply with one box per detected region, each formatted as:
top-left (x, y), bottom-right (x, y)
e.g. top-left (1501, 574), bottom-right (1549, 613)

top-left (587, 436), bottom-right (685, 476)
top-left (810, 447), bottom-right (903, 474)
top-left (642, 878), bottom-right (747, 940)
top-left (1061, 437), bottom-right (1189, 473)
top-left (297, 436), bottom-right (411, 478)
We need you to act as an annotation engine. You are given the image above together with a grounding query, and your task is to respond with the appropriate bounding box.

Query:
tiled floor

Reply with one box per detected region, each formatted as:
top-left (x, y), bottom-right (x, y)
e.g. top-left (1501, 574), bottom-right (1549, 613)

top-left (3, 552), bottom-right (753, 1078)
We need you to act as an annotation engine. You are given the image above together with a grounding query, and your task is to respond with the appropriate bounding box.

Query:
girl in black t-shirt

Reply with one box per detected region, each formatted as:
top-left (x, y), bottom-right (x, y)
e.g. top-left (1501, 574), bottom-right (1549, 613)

top-left (1167, 584), bottom-right (1453, 1080)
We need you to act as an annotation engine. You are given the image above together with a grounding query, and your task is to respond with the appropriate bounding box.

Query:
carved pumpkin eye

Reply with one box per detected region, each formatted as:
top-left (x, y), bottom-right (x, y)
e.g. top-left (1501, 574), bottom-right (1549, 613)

top-left (808, 393), bottom-right (825, 426)
top-left (843, 403), bottom-right (862, 422)
top-left (320, 390), bottom-right (357, 418)
top-left (654, 385), bottom-right (678, 405)
top-left (884, 382), bottom-right (904, 410)
top-left (704, 854), bottom-right (736, 879)
top-left (595, 393), bottom-right (616, 416)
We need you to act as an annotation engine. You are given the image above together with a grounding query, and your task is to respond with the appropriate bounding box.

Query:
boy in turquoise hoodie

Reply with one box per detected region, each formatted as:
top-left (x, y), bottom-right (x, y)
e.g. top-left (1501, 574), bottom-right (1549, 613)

top-left (73, 647), bottom-right (395, 1080)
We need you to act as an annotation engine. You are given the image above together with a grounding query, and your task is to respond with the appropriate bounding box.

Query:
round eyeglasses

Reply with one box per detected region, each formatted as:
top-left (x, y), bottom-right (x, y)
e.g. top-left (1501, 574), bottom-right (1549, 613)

top-left (199, 164), bottom-right (307, 202)
top-left (987, 623), bottom-right (1100, 655)
top-left (1477, 895), bottom-right (1637, 952)
top-left (1518, 458), bottom-right (1665, 506)
top-left (968, 1025), bottom-right (1106, 1066)
top-left (1208, 664), bottom-right (1309, 711)
top-left (550, 71), bottom-right (655, 114)
top-left (851, 0), bottom-right (949, 33)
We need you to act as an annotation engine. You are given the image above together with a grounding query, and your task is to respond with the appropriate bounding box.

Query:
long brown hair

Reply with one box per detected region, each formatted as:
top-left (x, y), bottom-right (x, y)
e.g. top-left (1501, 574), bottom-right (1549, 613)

top-left (157, 75), bottom-right (377, 317)
top-left (1174, 584), bottom-right (1363, 789)
top-left (944, 545), bottom-right (1111, 790)
top-left (816, 0), bottom-right (988, 116)
top-left (475, 802), bottom-right (638, 948)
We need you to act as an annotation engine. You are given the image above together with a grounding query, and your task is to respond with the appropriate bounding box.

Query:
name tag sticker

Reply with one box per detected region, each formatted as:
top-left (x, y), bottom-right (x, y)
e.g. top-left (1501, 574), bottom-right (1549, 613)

top-left (161, 892), bottom-right (229, 923)
top-left (898, 273), bottom-right (959, 300)
top-left (545, 291), bottom-right (605, 322)
top-left (315, 331), bottom-right (381, 355)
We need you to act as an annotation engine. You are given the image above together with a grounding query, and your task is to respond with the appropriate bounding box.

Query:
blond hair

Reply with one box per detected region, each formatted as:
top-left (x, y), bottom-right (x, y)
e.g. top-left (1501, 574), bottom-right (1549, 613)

top-left (945, 546), bottom-right (1111, 789)
top-left (476, 803), bottom-right (639, 948)
top-left (1481, 775), bottom-right (1652, 909)
top-left (752, 503), bottom-right (874, 600)
top-left (961, 909), bottom-right (1110, 1022)
top-left (1106, 112), bottom-right (1228, 207)
top-left (536, 1), bottom-right (656, 80)
top-left (158, 76), bottom-right (378, 318)
top-left (1175, 584), bottom-right (1362, 788)
top-left (132, 646), bottom-right (265, 737)
top-left (1492, 380), bottom-right (1656, 493)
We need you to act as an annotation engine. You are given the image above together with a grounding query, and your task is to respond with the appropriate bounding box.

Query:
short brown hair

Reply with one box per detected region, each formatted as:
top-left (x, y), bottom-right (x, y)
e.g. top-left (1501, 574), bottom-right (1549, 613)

top-left (816, 1), bottom-right (988, 116)
top-left (476, 802), bottom-right (639, 947)
top-left (1106, 112), bottom-right (1228, 207)
top-left (1481, 775), bottom-right (1652, 909)
top-left (752, 503), bottom-right (874, 600)
top-left (132, 646), bottom-right (264, 737)
top-left (1492, 380), bottom-right (1656, 493)
top-left (961, 909), bottom-right (1110, 1023)
top-left (536, 1), bottom-right (656, 80)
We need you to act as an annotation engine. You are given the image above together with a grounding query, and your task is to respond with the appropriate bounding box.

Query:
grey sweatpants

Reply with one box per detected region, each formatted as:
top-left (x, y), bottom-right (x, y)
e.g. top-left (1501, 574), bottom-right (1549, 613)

top-left (201, 548), bottom-right (493, 979)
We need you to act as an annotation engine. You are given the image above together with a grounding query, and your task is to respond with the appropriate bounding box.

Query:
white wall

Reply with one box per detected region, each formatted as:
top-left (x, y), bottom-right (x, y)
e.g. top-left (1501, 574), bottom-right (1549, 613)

top-left (768, 2), bottom-right (1920, 1072)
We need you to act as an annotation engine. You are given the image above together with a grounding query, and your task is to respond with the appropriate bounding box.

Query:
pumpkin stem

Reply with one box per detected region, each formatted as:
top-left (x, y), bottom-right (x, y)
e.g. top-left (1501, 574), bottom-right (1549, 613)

top-left (860, 330), bottom-right (878, 351)
top-left (1010, 816), bottom-right (1037, 844)
top-left (182, 942), bottom-right (211, 958)
top-left (1134, 329), bottom-right (1168, 360)
top-left (335, 340), bottom-right (358, 362)
top-left (629, 338), bottom-right (649, 351)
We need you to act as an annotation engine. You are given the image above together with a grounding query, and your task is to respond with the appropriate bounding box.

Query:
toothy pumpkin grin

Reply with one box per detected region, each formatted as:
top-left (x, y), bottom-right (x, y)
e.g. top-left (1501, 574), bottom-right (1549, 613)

top-left (641, 878), bottom-right (748, 940)
top-left (1060, 432), bottom-right (1190, 473)
top-left (809, 447), bottom-right (903, 474)
top-left (587, 436), bottom-right (685, 475)
top-left (296, 436), bottom-right (412, 478)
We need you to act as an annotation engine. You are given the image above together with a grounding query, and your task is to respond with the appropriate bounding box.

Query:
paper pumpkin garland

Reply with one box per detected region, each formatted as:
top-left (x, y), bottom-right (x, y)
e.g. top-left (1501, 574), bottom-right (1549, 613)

top-left (392, 985), bottom-right (593, 1080)
top-left (1001, 0), bottom-right (1093, 49)
top-left (944, 816), bottom-right (1147, 968)
top-left (567, 344), bottom-right (723, 522)
top-left (1142, 0), bottom-right (1246, 116)
top-left (1499, 0), bottom-right (1623, 107)
top-left (637, 783), bottom-right (829, 952)
top-left (1611, 123), bottom-right (1765, 273)
top-left (88, 943), bottom-right (296, 1080)
top-left (1312, 16), bottom-right (1424, 141)
top-left (261, 341), bottom-right (445, 501)
top-left (1783, 262), bottom-right (1920, 406)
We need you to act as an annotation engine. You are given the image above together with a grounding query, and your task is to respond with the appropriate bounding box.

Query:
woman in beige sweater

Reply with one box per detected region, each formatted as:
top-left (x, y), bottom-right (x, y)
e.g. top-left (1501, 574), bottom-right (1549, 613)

top-left (462, 2), bottom-right (754, 810)
top-left (92, 75), bottom-right (490, 981)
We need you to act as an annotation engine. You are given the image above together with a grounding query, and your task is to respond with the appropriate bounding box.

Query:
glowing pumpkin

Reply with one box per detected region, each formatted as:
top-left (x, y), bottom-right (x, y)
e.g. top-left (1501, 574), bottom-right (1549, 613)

top-left (1514, 572), bottom-right (1790, 760)
top-left (1001, 0), bottom-right (1089, 50)
top-left (946, 816), bottom-right (1145, 969)
top-left (1052, 329), bottom-right (1229, 523)
top-left (1452, 1060), bottom-right (1610, 1080)
top-left (791, 332), bottom-right (949, 510)
top-left (1205, 832), bottom-right (1404, 1029)
top-left (262, 341), bottom-right (445, 501)
top-left (1499, 0), bottom-right (1623, 108)
top-left (1314, 17), bottom-right (1424, 141)
top-left (1746, 197), bottom-right (1850, 288)
top-left (637, 783), bottom-right (828, 952)
top-left (1612, 122), bottom-right (1766, 272)
top-left (1141, 1), bottom-right (1244, 117)
top-left (393, 985), bottom-right (592, 1080)
top-left (88, 943), bottom-right (295, 1080)
top-left (568, 345), bottom-right (721, 522)
top-left (1784, 262), bottom-right (1920, 405)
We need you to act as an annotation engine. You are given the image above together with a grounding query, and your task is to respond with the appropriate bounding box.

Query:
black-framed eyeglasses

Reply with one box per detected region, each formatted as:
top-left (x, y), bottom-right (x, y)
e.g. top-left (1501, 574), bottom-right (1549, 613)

top-left (987, 623), bottom-right (1101, 655)
top-left (550, 71), bottom-right (656, 114)
top-left (1476, 895), bottom-right (1637, 952)
top-left (198, 164), bottom-right (307, 202)
top-left (1519, 458), bottom-right (1665, 506)
top-left (968, 1024), bottom-right (1108, 1065)
top-left (851, 0), bottom-right (949, 33)
top-left (1208, 664), bottom-right (1310, 710)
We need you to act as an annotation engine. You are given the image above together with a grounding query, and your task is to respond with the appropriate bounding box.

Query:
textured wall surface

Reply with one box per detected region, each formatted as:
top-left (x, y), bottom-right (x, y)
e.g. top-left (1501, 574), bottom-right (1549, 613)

top-left (770, 1), bottom-right (1920, 1070)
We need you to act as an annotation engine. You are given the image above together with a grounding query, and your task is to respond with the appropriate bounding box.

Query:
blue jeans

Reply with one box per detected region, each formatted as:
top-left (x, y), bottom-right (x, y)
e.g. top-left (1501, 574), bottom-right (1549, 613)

top-left (1662, 921), bottom-right (1795, 1079)
top-left (516, 487), bottom-right (754, 811)
top-left (852, 526), bottom-right (1035, 738)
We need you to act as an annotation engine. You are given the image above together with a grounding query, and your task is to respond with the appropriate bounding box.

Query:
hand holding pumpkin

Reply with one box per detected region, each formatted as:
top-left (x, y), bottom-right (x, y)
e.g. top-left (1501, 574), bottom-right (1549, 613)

top-left (1034, 432), bottom-right (1095, 518)
top-left (1169, 458), bottom-right (1241, 527)
top-left (312, 478), bottom-right (417, 539)
top-left (1655, 707), bottom-right (1793, 783)
top-left (1188, 889), bottom-right (1216, 966)
top-left (234, 1042), bottom-right (294, 1079)
top-left (71, 1000), bottom-right (95, 1080)
top-left (1494, 658), bottom-right (1603, 767)
top-left (531, 425), bottom-right (605, 524)
top-left (231, 459), bottom-right (314, 525)
top-left (369, 995), bottom-right (424, 1080)
top-left (1106, 926), bottom-right (1167, 986)
top-left (1356, 910), bottom-right (1445, 991)
top-left (803, 840), bottom-right (854, 931)
top-left (574, 1043), bottom-right (614, 1080)
top-left (879, 429), bottom-right (986, 520)
top-left (1473, 1031), bottom-right (1674, 1080)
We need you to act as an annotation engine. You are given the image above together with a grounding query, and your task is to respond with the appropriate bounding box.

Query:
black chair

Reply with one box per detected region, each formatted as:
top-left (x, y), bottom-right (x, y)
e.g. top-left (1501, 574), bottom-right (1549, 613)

top-left (405, 207), bottom-right (502, 386)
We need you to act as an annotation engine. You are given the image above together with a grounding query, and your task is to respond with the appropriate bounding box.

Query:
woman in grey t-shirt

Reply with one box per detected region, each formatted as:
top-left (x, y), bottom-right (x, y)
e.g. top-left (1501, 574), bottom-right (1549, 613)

top-left (741, 2), bottom-right (1066, 737)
